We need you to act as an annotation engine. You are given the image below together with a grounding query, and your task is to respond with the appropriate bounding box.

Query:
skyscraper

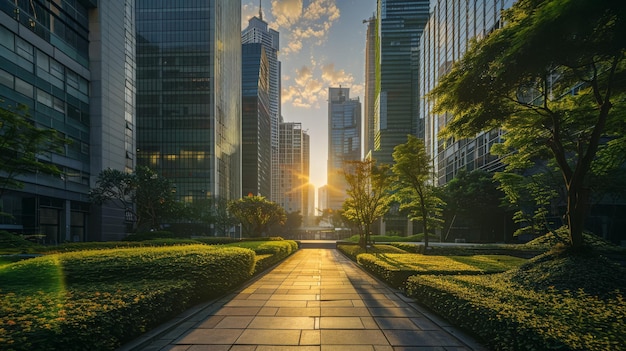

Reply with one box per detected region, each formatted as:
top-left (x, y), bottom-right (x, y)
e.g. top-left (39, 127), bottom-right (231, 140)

top-left (363, 15), bottom-right (377, 159)
top-left (242, 43), bottom-right (271, 198)
top-left (242, 6), bottom-right (281, 203)
top-left (373, 0), bottom-right (430, 165)
top-left (327, 87), bottom-right (361, 210)
top-left (135, 1), bottom-right (241, 204)
top-left (0, 0), bottom-right (135, 241)
top-left (278, 122), bottom-right (309, 214)
top-left (420, 0), bottom-right (515, 185)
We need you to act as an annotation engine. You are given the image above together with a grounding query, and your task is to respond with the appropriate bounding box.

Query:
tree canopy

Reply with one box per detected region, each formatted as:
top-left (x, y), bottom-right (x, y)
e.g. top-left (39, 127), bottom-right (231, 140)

top-left (391, 135), bottom-right (444, 247)
top-left (429, 0), bottom-right (626, 248)
top-left (89, 166), bottom-right (179, 231)
top-left (0, 104), bottom-right (68, 201)
top-left (342, 159), bottom-right (393, 248)
top-left (228, 195), bottom-right (286, 237)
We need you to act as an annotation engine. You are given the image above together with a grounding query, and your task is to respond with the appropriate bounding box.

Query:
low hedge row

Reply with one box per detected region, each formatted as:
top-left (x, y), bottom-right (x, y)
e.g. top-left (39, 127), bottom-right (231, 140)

top-left (405, 273), bottom-right (625, 350)
top-left (0, 245), bottom-right (256, 350)
top-left (336, 243), bottom-right (406, 261)
top-left (355, 253), bottom-right (526, 288)
top-left (227, 240), bottom-right (298, 273)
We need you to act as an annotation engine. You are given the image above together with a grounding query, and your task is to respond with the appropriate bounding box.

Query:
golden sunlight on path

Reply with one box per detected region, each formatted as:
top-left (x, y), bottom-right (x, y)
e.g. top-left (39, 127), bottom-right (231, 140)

top-left (120, 244), bottom-right (487, 351)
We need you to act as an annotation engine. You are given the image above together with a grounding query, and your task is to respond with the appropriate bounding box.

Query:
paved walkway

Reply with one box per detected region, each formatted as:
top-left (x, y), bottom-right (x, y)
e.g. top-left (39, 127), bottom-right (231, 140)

top-left (120, 248), bottom-right (487, 351)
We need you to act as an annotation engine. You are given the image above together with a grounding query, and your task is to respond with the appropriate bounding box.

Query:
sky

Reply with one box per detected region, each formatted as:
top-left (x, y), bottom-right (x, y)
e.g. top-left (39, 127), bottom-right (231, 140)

top-left (241, 0), bottom-right (377, 190)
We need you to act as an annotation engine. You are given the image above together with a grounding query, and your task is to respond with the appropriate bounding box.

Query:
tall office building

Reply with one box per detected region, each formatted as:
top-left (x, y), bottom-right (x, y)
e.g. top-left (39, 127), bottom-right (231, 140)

top-left (327, 87), bottom-right (361, 210)
top-left (373, 0), bottom-right (430, 165)
top-left (242, 43), bottom-right (271, 198)
top-left (420, 0), bottom-right (515, 185)
top-left (136, 1), bottom-right (241, 205)
top-left (363, 15), bottom-right (377, 159)
top-left (0, 0), bottom-right (135, 241)
top-left (278, 122), bottom-right (309, 214)
top-left (242, 6), bottom-right (281, 203)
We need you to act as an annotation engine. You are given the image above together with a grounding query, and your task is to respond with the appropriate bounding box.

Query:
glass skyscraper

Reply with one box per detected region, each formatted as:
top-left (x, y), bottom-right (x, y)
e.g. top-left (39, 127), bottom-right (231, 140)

top-left (327, 87), bottom-right (361, 211)
top-left (0, 0), bottom-right (135, 241)
top-left (278, 122), bottom-right (309, 214)
top-left (420, 0), bottom-right (515, 185)
top-left (372, 0), bottom-right (430, 165)
top-left (136, 0), bottom-right (241, 204)
top-left (242, 43), bottom-right (271, 198)
top-left (241, 11), bottom-right (281, 203)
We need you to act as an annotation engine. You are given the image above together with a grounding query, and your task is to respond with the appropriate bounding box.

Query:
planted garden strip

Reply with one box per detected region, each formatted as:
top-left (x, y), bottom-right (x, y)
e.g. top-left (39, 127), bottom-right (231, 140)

top-left (0, 240), bottom-right (298, 350)
top-left (405, 274), bottom-right (626, 351)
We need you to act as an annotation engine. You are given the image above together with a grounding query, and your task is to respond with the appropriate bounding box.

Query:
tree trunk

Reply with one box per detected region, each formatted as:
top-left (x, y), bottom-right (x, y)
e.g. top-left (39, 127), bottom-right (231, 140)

top-left (566, 184), bottom-right (589, 248)
top-left (421, 200), bottom-right (429, 249)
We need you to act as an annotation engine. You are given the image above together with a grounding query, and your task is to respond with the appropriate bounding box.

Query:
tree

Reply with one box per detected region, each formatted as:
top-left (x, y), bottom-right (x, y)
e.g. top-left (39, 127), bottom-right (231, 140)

top-left (429, 0), bottom-right (626, 248)
top-left (391, 135), bottom-right (444, 248)
top-left (0, 104), bottom-right (68, 201)
top-left (228, 195), bottom-right (286, 237)
top-left (90, 166), bottom-right (179, 231)
top-left (342, 159), bottom-right (393, 249)
top-left (212, 196), bottom-right (238, 236)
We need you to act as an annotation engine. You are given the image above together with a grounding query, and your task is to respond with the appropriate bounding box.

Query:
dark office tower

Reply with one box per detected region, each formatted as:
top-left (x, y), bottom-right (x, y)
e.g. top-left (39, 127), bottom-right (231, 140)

top-left (242, 7), bottom-right (281, 203)
top-left (374, 0), bottom-right (430, 164)
top-left (242, 43), bottom-right (271, 198)
top-left (363, 15), bottom-right (377, 159)
top-left (327, 87), bottom-right (362, 211)
top-left (0, 1), bottom-right (135, 241)
top-left (136, 1), bottom-right (242, 205)
top-left (420, 0), bottom-right (515, 185)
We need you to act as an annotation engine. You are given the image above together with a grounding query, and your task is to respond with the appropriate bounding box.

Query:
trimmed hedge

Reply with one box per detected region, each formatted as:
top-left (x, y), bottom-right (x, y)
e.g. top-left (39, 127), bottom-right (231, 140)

top-left (227, 240), bottom-right (298, 273)
top-left (405, 273), bottom-right (625, 350)
top-left (0, 245), bottom-right (256, 350)
top-left (356, 253), bottom-right (526, 288)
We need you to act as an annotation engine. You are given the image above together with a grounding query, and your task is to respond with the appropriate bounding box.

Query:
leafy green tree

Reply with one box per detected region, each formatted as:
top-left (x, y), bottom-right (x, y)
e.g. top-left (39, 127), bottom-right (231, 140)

top-left (391, 135), bottom-right (444, 248)
top-left (90, 166), bottom-right (179, 231)
top-left (429, 0), bottom-right (626, 248)
top-left (228, 195), bottom-right (286, 237)
top-left (0, 104), bottom-right (68, 201)
top-left (212, 196), bottom-right (238, 236)
top-left (342, 159), bottom-right (393, 248)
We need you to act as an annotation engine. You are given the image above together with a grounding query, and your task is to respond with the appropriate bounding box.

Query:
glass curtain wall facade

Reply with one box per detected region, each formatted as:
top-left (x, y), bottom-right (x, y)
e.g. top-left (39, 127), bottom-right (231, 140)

top-left (278, 122), bottom-right (308, 214)
top-left (136, 0), bottom-right (241, 205)
top-left (327, 87), bottom-right (361, 211)
top-left (242, 14), bottom-right (280, 202)
top-left (0, 0), bottom-right (134, 242)
top-left (363, 15), bottom-right (377, 159)
top-left (242, 43), bottom-right (271, 198)
top-left (420, 0), bottom-right (515, 185)
top-left (373, 0), bottom-right (430, 165)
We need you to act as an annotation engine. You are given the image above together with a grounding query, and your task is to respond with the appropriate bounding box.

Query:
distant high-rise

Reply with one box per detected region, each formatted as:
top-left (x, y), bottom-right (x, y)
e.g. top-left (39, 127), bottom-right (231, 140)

top-left (136, 1), bottom-right (241, 203)
top-left (363, 15), bottom-right (377, 159)
top-left (278, 122), bottom-right (309, 215)
top-left (0, 0), bottom-right (135, 241)
top-left (242, 6), bottom-right (281, 203)
top-left (373, 0), bottom-right (430, 164)
top-left (242, 43), bottom-right (272, 197)
top-left (420, 0), bottom-right (515, 185)
top-left (327, 87), bottom-right (361, 211)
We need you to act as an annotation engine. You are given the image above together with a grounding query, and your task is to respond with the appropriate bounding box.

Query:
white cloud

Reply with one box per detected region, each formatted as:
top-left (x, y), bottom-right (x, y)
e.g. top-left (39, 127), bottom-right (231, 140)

top-left (270, 0), bottom-right (340, 55)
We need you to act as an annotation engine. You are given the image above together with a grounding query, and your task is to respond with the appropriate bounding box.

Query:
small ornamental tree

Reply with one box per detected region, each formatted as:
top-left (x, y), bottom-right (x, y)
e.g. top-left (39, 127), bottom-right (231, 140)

top-left (391, 135), bottom-right (444, 248)
top-left (228, 195), bottom-right (286, 237)
top-left (90, 166), bottom-right (178, 231)
top-left (342, 159), bottom-right (393, 249)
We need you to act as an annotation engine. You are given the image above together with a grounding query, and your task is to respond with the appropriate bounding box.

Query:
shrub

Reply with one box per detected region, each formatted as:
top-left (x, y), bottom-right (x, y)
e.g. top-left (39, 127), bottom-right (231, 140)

top-left (0, 231), bottom-right (43, 254)
top-left (122, 230), bottom-right (183, 241)
top-left (0, 245), bottom-right (256, 350)
top-left (336, 243), bottom-right (406, 261)
top-left (227, 240), bottom-right (298, 274)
